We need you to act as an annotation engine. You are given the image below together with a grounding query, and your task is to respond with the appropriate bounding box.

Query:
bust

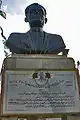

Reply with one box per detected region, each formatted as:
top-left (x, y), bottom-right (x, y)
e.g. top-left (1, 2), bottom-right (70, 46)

top-left (5, 3), bottom-right (67, 54)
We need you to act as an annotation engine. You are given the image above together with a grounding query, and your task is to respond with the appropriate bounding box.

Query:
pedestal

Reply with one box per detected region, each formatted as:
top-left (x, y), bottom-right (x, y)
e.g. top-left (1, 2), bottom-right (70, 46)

top-left (1, 54), bottom-right (80, 119)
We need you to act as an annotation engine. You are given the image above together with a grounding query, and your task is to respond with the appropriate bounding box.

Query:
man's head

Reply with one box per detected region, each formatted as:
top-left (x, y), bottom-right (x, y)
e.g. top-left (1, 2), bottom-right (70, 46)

top-left (25, 3), bottom-right (47, 28)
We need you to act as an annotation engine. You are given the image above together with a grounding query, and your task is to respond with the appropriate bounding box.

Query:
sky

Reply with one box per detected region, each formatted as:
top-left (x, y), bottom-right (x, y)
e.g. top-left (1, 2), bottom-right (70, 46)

top-left (0, 0), bottom-right (80, 69)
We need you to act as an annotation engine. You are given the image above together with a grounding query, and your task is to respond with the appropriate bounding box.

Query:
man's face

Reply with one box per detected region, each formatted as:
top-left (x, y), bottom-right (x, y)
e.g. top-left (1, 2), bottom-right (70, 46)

top-left (27, 5), bottom-right (46, 27)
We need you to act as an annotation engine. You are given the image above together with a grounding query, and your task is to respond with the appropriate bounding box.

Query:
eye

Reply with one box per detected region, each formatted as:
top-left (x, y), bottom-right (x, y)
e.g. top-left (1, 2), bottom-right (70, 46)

top-left (38, 9), bottom-right (44, 14)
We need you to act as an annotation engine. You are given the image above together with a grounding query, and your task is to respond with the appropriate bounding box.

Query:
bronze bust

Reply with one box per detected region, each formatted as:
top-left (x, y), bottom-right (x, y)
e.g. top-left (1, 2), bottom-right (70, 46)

top-left (5, 3), bottom-right (67, 54)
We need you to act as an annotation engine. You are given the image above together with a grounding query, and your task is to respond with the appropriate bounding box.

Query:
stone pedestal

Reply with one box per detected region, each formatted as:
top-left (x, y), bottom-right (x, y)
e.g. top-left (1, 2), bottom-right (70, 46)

top-left (1, 54), bottom-right (80, 119)
top-left (62, 115), bottom-right (80, 120)
top-left (4, 54), bottom-right (75, 70)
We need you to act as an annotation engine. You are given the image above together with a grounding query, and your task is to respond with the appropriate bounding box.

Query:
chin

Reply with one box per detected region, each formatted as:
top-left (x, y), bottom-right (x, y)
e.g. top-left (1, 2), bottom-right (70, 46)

top-left (30, 20), bottom-right (44, 27)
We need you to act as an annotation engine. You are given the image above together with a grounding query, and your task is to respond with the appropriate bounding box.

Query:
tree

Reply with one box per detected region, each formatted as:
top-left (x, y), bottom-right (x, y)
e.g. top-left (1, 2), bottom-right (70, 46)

top-left (0, 10), bottom-right (6, 19)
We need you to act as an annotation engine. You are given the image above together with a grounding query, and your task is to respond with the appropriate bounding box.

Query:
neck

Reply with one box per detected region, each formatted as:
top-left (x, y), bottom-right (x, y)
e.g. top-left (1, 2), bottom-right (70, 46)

top-left (30, 27), bottom-right (43, 32)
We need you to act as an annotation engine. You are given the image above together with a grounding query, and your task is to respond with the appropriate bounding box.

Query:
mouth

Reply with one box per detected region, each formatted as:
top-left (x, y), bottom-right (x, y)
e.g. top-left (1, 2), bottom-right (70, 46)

top-left (30, 18), bottom-right (43, 21)
top-left (30, 20), bottom-right (44, 27)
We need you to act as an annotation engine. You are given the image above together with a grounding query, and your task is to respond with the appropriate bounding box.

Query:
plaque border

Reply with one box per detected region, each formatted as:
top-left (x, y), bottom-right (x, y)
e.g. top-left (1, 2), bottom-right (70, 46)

top-left (1, 68), bottom-right (80, 117)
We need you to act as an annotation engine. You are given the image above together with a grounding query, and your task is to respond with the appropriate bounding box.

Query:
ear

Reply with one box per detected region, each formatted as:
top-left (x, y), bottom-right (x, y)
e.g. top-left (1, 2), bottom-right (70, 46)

top-left (24, 17), bottom-right (28, 23)
top-left (45, 18), bottom-right (47, 24)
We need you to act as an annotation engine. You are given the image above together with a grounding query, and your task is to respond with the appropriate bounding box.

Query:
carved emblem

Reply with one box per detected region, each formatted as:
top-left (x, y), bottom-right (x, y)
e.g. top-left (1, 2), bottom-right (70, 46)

top-left (32, 71), bottom-right (51, 86)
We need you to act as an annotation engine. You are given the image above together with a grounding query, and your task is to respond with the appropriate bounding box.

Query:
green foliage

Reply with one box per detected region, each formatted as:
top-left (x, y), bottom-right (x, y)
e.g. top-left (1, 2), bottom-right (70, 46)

top-left (0, 10), bottom-right (6, 19)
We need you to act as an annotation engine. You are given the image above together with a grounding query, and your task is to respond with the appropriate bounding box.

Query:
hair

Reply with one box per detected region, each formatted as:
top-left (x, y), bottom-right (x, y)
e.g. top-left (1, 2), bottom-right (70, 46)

top-left (25, 3), bottom-right (47, 17)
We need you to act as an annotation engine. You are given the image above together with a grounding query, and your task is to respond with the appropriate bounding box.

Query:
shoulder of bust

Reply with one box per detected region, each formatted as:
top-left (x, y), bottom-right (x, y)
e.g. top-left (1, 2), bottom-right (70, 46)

top-left (9, 32), bottom-right (25, 37)
top-left (45, 32), bottom-right (62, 38)
top-left (7, 32), bottom-right (30, 41)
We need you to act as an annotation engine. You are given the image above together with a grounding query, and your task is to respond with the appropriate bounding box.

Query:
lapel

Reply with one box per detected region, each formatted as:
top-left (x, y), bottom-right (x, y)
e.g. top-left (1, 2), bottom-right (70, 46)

top-left (23, 31), bottom-right (50, 53)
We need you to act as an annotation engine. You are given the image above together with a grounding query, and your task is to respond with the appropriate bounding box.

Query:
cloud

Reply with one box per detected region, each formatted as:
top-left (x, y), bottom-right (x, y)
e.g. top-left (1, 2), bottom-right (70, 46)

top-left (2, 0), bottom-right (29, 14)
top-left (1, 0), bottom-right (47, 14)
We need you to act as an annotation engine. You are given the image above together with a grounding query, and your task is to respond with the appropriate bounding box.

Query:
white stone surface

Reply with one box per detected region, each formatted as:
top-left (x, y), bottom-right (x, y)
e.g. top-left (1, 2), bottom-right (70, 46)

top-left (4, 55), bottom-right (75, 69)
top-left (66, 116), bottom-right (80, 120)
top-left (3, 70), bottom-right (79, 115)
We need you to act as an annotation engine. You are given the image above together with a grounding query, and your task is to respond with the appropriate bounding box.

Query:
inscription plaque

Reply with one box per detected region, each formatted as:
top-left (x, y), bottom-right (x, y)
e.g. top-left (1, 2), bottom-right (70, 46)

top-left (3, 70), bottom-right (79, 115)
